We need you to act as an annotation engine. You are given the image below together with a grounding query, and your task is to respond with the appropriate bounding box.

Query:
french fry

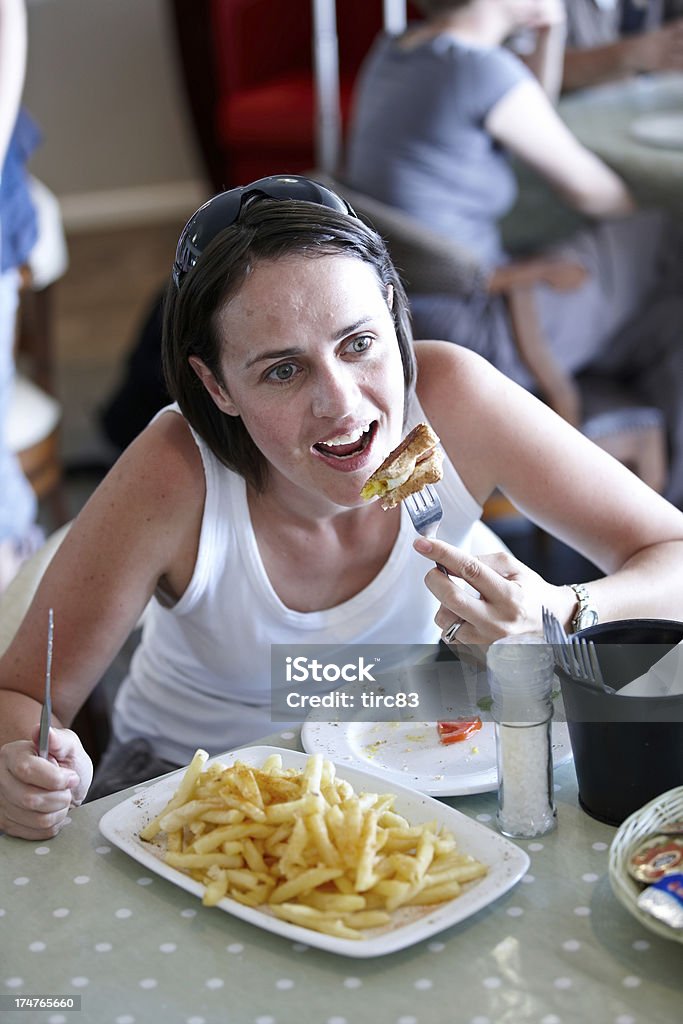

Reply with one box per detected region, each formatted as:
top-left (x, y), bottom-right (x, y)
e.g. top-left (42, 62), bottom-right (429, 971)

top-left (139, 748), bottom-right (209, 840)
top-left (166, 829), bottom-right (183, 854)
top-left (230, 885), bottom-right (274, 908)
top-left (261, 753), bottom-right (283, 773)
top-left (158, 799), bottom-right (221, 833)
top-left (231, 764), bottom-right (264, 809)
top-left (442, 861), bottom-right (489, 884)
top-left (265, 792), bottom-right (323, 823)
top-left (404, 880), bottom-right (463, 905)
top-left (139, 751), bottom-right (488, 940)
top-left (354, 809), bottom-right (379, 892)
top-left (223, 868), bottom-right (272, 891)
top-left (241, 837), bottom-right (268, 874)
top-left (191, 827), bottom-right (247, 855)
top-left (165, 851), bottom-right (243, 870)
top-left (301, 752), bottom-right (323, 794)
top-left (279, 815), bottom-right (308, 876)
top-left (270, 903), bottom-right (362, 940)
top-left (303, 891), bottom-right (366, 913)
top-left (306, 811), bottom-right (340, 867)
top-left (270, 866), bottom-right (344, 904)
top-left (203, 874), bottom-right (229, 906)
top-left (342, 909), bottom-right (391, 929)
top-left (371, 878), bottom-right (414, 912)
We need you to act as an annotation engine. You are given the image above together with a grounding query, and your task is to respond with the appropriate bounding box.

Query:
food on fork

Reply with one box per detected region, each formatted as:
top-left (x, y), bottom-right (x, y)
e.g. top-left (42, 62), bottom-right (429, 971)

top-left (360, 423), bottom-right (443, 510)
top-left (437, 719), bottom-right (483, 746)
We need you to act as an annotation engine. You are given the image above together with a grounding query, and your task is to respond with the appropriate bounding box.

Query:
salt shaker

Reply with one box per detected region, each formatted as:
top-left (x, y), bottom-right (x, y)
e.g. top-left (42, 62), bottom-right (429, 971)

top-left (487, 634), bottom-right (557, 839)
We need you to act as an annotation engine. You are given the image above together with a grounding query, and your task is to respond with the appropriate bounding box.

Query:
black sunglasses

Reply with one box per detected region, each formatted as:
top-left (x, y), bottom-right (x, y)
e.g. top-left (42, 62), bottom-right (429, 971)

top-left (172, 174), bottom-right (356, 290)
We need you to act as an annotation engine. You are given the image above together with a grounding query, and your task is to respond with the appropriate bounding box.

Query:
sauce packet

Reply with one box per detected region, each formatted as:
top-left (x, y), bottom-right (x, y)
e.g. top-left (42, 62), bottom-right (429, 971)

top-left (628, 835), bottom-right (683, 883)
top-left (636, 872), bottom-right (683, 930)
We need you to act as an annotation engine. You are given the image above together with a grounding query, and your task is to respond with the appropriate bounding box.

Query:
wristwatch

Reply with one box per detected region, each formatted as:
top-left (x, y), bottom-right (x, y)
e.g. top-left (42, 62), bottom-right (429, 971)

top-left (569, 583), bottom-right (599, 634)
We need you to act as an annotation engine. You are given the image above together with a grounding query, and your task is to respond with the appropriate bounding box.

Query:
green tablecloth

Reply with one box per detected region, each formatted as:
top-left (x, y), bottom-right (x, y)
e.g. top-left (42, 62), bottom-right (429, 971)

top-left (561, 73), bottom-right (683, 212)
top-left (1, 728), bottom-right (681, 1024)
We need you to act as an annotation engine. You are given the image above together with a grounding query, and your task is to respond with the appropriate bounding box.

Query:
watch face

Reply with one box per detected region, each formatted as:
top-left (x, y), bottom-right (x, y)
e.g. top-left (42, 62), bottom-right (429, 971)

top-left (578, 609), bottom-right (599, 631)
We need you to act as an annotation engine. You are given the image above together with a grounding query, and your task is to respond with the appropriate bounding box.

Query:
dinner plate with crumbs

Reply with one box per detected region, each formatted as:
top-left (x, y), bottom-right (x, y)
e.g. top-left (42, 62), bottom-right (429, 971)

top-left (629, 113), bottom-right (683, 150)
top-left (301, 720), bottom-right (572, 797)
top-left (99, 745), bottom-right (530, 958)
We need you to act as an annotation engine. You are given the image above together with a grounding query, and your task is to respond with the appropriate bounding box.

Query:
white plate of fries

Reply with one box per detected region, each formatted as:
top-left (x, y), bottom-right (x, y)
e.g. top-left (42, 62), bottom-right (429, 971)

top-left (301, 720), bottom-right (572, 796)
top-left (99, 746), bottom-right (530, 957)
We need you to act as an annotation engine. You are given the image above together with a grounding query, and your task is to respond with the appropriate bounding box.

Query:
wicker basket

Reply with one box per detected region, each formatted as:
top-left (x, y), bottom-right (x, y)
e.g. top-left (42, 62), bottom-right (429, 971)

top-left (609, 785), bottom-right (683, 943)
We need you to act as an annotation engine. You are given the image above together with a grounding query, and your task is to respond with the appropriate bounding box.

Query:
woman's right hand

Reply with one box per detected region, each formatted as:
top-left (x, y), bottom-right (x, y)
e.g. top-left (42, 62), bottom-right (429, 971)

top-left (0, 726), bottom-right (93, 839)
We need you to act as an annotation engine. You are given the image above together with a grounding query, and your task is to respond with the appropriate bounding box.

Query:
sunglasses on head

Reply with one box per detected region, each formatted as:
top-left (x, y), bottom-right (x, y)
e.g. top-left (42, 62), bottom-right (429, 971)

top-left (172, 174), bottom-right (356, 290)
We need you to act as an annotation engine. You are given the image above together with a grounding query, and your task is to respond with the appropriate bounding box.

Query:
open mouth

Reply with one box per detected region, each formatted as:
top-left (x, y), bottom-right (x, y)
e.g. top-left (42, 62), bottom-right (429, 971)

top-left (313, 421), bottom-right (377, 459)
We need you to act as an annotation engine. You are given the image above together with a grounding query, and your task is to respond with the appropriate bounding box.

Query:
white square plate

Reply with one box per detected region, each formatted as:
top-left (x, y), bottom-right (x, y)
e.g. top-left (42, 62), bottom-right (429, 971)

top-left (99, 745), bottom-right (530, 958)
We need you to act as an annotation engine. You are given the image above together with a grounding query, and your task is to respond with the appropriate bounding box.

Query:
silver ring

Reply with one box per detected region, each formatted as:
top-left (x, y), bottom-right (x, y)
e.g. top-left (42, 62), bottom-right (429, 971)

top-left (443, 619), bottom-right (464, 644)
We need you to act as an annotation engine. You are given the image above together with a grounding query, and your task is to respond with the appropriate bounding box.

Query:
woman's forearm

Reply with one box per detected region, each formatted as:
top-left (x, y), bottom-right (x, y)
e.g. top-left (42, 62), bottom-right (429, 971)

top-left (585, 541), bottom-right (683, 626)
top-left (527, 22), bottom-right (567, 102)
top-left (562, 32), bottom-right (662, 93)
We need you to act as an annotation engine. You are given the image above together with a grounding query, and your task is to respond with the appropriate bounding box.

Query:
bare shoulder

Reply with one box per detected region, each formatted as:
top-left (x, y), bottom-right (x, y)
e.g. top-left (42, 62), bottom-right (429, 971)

top-left (0, 411), bottom-right (209, 720)
top-left (66, 410), bottom-right (207, 591)
top-left (96, 410), bottom-right (205, 515)
top-left (415, 340), bottom-right (497, 390)
top-left (414, 342), bottom-right (510, 434)
top-left (413, 341), bottom-right (515, 500)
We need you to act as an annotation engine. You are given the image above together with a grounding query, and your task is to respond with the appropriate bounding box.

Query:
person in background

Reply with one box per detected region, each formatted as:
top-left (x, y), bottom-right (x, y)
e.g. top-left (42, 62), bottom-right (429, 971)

top-left (562, 0), bottom-right (683, 91)
top-left (345, 0), bottom-right (683, 509)
top-left (0, 174), bottom-right (682, 839)
top-left (0, 0), bottom-right (43, 593)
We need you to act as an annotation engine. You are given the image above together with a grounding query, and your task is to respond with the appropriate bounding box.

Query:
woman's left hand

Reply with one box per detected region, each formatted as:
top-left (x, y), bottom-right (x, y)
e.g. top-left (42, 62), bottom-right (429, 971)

top-left (413, 537), bottom-right (560, 646)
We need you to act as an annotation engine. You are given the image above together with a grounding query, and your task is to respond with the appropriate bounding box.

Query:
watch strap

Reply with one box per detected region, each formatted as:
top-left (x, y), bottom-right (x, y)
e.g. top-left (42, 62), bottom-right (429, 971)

top-left (569, 583), bottom-right (594, 633)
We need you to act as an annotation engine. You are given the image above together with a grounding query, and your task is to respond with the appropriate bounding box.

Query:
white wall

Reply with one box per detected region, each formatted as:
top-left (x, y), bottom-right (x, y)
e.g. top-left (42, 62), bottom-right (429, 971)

top-left (23, 0), bottom-right (207, 230)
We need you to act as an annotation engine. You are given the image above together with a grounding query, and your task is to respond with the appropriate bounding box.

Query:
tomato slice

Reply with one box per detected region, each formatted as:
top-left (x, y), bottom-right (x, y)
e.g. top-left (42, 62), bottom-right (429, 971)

top-left (437, 718), bottom-right (483, 745)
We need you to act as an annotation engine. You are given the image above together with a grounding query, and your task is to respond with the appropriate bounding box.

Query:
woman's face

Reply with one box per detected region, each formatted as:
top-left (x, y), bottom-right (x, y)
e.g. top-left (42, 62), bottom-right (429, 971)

top-left (194, 254), bottom-right (407, 511)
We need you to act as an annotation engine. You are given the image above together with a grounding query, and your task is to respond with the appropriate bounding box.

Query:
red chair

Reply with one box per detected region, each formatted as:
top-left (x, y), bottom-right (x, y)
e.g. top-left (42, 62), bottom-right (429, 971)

top-left (170, 0), bottom-right (420, 190)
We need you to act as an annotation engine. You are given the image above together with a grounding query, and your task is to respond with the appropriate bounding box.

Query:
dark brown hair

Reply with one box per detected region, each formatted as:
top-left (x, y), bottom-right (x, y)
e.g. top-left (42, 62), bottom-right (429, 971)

top-left (162, 198), bottom-right (416, 491)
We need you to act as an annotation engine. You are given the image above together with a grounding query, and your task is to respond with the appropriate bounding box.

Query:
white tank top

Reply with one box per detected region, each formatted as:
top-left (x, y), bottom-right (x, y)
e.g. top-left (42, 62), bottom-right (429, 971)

top-left (112, 401), bottom-right (483, 763)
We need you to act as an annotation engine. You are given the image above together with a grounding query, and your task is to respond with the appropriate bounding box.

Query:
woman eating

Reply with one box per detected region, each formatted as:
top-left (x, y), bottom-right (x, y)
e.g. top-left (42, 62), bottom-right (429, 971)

top-left (1, 175), bottom-right (682, 840)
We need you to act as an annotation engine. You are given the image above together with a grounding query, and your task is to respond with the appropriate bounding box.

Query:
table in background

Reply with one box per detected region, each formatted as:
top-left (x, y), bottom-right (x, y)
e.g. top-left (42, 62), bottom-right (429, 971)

top-left (504, 73), bottom-right (683, 252)
top-left (2, 729), bottom-right (681, 1024)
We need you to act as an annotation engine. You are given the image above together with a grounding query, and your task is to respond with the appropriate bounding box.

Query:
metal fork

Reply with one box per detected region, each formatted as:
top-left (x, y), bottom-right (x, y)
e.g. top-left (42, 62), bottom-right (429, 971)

top-left (569, 634), bottom-right (614, 693)
top-left (542, 605), bottom-right (613, 692)
top-left (542, 605), bottom-right (573, 675)
top-left (403, 485), bottom-right (448, 575)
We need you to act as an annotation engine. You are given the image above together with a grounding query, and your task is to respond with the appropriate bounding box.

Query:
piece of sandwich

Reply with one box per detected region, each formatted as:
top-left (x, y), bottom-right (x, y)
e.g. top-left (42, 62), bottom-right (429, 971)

top-left (360, 422), bottom-right (443, 510)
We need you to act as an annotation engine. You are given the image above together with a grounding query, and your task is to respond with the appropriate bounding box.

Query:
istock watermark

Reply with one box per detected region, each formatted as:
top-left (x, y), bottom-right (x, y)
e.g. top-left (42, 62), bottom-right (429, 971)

top-left (271, 644), bottom-right (493, 721)
top-left (285, 655), bottom-right (378, 684)
top-left (272, 641), bottom-right (682, 725)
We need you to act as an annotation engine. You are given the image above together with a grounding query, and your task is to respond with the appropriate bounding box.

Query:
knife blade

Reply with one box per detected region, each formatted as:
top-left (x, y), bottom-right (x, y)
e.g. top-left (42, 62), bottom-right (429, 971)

top-left (38, 608), bottom-right (54, 760)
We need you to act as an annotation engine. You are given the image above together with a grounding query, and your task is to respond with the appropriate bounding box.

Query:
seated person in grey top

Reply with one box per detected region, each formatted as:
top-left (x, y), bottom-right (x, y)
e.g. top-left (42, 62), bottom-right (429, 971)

top-left (345, 0), bottom-right (683, 509)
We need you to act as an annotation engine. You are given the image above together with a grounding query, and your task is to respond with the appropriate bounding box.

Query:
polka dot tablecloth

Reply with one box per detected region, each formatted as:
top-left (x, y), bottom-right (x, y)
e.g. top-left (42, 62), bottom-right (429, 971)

top-left (2, 730), bottom-right (681, 1024)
